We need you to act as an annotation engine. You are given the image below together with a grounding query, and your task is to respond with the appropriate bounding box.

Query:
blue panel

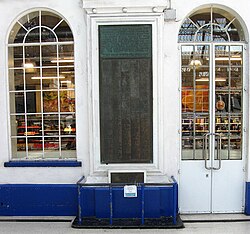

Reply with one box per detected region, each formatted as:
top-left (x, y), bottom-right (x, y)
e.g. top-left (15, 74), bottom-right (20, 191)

top-left (95, 188), bottom-right (110, 218)
top-left (4, 161), bottom-right (82, 167)
top-left (0, 184), bottom-right (78, 216)
top-left (144, 187), bottom-right (161, 218)
top-left (245, 182), bottom-right (250, 215)
top-left (113, 188), bottom-right (142, 218)
top-left (80, 187), bottom-right (95, 217)
top-left (160, 187), bottom-right (174, 217)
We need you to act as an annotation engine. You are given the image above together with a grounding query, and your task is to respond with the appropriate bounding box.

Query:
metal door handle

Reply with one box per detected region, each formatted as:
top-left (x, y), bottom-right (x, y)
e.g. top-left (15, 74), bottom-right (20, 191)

top-left (213, 133), bottom-right (222, 170)
top-left (204, 133), bottom-right (212, 170)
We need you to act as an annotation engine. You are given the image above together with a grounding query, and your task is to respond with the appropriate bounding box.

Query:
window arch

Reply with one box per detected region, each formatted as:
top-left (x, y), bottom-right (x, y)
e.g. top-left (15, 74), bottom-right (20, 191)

top-left (8, 10), bottom-right (76, 160)
top-left (178, 7), bottom-right (245, 42)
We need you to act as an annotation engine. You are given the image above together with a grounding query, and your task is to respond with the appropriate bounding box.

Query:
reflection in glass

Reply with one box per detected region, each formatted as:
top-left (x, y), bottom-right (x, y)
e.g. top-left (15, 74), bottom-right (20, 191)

top-left (43, 114), bottom-right (59, 136)
top-left (179, 8), bottom-right (244, 42)
top-left (12, 138), bottom-right (26, 159)
top-left (61, 114), bottom-right (76, 135)
top-left (43, 91), bottom-right (58, 112)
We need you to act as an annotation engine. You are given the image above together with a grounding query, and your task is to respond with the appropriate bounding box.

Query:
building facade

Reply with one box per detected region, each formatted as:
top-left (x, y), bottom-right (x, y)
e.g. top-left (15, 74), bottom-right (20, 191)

top-left (0, 0), bottom-right (250, 216)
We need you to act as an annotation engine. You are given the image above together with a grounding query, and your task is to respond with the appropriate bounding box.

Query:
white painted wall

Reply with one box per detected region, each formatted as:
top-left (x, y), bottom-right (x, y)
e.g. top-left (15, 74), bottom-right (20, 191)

top-left (0, 0), bottom-right (249, 184)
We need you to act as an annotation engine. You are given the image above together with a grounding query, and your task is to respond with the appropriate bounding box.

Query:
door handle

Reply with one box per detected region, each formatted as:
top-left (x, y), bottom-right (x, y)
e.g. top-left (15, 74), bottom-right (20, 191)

top-left (213, 133), bottom-right (222, 170)
top-left (204, 133), bottom-right (212, 170)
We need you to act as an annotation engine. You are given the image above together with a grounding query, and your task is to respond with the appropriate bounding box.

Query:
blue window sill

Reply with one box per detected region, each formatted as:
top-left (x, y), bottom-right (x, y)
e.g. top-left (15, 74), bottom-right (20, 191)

top-left (4, 160), bottom-right (82, 167)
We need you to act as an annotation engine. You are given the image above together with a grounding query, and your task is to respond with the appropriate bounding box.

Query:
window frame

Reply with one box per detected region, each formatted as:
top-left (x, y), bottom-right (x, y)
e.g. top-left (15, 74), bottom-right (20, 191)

top-left (7, 9), bottom-right (77, 162)
top-left (88, 14), bottom-right (164, 174)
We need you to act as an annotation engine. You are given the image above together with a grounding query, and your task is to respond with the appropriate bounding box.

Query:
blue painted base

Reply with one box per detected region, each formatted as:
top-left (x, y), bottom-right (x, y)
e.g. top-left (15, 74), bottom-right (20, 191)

top-left (79, 184), bottom-right (178, 221)
top-left (245, 182), bottom-right (250, 215)
top-left (0, 184), bottom-right (78, 216)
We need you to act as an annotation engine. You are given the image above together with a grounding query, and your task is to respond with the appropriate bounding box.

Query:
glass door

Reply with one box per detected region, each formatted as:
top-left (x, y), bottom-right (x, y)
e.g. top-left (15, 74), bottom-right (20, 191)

top-left (180, 44), bottom-right (244, 213)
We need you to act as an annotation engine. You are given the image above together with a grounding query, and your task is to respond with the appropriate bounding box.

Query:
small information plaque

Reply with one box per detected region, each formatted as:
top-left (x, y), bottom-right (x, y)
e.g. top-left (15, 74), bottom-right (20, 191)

top-left (124, 185), bottom-right (137, 198)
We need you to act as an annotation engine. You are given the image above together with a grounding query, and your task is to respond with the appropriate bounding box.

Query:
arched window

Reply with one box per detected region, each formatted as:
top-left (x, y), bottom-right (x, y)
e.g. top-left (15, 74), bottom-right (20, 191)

top-left (178, 7), bottom-right (245, 42)
top-left (8, 10), bottom-right (76, 160)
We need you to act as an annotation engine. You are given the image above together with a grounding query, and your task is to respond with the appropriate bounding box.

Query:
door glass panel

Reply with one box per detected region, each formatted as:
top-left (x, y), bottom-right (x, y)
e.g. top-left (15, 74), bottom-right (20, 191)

top-left (181, 45), bottom-right (210, 160)
top-left (215, 45), bottom-right (242, 160)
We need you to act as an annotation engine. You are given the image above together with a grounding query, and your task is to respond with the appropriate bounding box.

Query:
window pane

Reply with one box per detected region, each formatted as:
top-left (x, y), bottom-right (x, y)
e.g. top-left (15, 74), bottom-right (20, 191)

top-left (61, 137), bottom-right (76, 159)
top-left (41, 28), bottom-right (57, 42)
top-left (44, 137), bottom-right (60, 159)
top-left (60, 91), bottom-right (75, 112)
top-left (9, 69), bottom-right (24, 91)
top-left (54, 21), bottom-right (73, 42)
top-left (61, 114), bottom-right (76, 135)
top-left (43, 114), bottom-right (59, 136)
top-left (43, 91), bottom-right (58, 112)
top-left (12, 138), bottom-right (26, 159)
top-left (42, 68), bottom-right (59, 89)
top-left (27, 137), bottom-right (43, 158)
top-left (25, 46), bottom-right (40, 67)
top-left (25, 28), bottom-right (40, 43)
top-left (42, 45), bottom-right (57, 67)
top-left (58, 44), bottom-right (74, 61)
top-left (11, 115), bottom-right (25, 137)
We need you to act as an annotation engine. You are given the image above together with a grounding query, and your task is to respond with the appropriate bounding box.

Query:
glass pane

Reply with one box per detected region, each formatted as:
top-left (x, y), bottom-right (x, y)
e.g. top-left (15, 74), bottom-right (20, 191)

top-left (194, 137), bottom-right (204, 160)
top-left (8, 47), bottom-right (23, 68)
top-left (182, 114), bottom-right (194, 137)
top-left (215, 92), bottom-right (229, 113)
top-left (43, 114), bottom-right (59, 136)
top-left (54, 21), bottom-right (73, 42)
top-left (42, 45), bottom-right (57, 67)
top-left (41, 11), bottom-right (61, 29)
top-left (61, 137), bottom-right (76, 150)
top-left (12, 138), bottom-right (26, 159)
top-left (41, 28), bottom-right (56, 42)
top-left (43, 91), bottom-right (58, 112)
top-left (42, 68), bottom-right (59, 89)
top-left (60, 91), bottom-right (75, 112)
top-left (230, 92), bottom-right (241, 113)
top-left (59, 67), bottom-right (75, 88)
top-left (230, 46), bottom-right (243, 66)
top-left (44, 137), bottom-right (60, 158)
top-left (61, 114), bottom-right (76, 135)
top-left (19, 11), bottom-right (39, 30)
top-left (230, 115), bottom-right (241, 135)
top-left (58, 44), bottom-right (74, 62)
top-left (215, 115), bottom-right (229, 134)
top-left (25, 70), bottom-right (41, 90)
top-left (196, 25), bottom-right (211, 42)
top-left (26, 91), bottom-right (39, 113)
top-left (215, 45), bottom-right (229, 66)
top-left (231, 67), bottom-right (242, 89)
top-left (178, 18), bottom-right (196, 42)
top-left (10, 92), bottom-right (25, 114)
top-left (181, 45), bottom-right (194, 66)
top-left (220, 137), bottom-right (229, 159)
top-left (25, 46), bottom-right (40, 67)
top-left (9, 69), bottom-right (24, 91)
top-left (25, 28), bottom-right (40, 43)
top-left (11, 115), bottom-right (25, 137)
top-left (229, 138), bottom-right (241, 159)
top-left (182, 138), bottom-right (194, 160)
top-left (195, 115), bottom-right (209, 136)
top-left (61, 137), bottom-right (76, 159)
top-left (213, 25), bottom-right (228, 42)
top-left (9, 22), bottom-right (26, 44)
top-left (27, 137), bottom-right (43, 159)
top-left (27, 114), bottom-right (42, 136)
